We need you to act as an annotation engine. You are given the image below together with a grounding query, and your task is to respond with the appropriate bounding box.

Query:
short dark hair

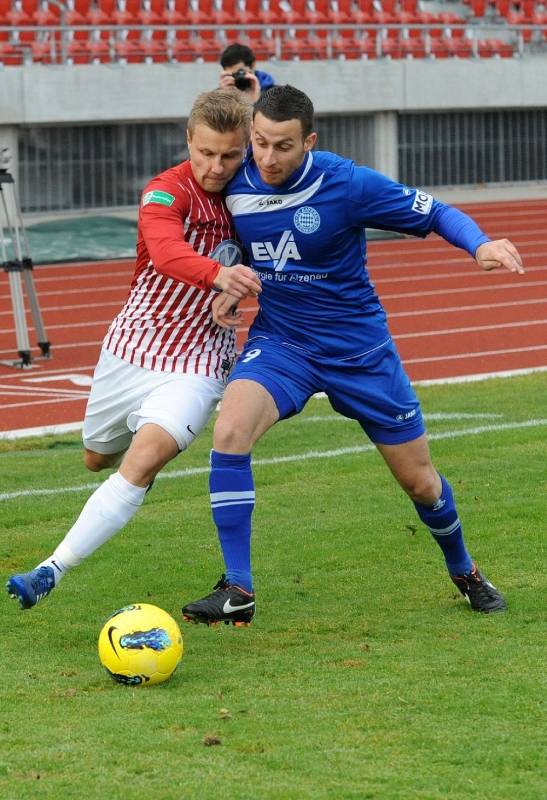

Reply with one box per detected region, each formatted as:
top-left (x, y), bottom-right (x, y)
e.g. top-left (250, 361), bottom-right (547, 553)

top-left (220, 43), bottom-right (256, 70)
top-left (253, 85), bottom-right (315, 140)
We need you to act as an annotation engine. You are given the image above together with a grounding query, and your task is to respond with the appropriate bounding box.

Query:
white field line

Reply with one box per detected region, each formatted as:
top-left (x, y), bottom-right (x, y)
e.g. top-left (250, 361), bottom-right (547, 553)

top-left (1, 416), bottom-right (546, 503)
top-left (388, 297), bottom-right (547, 318)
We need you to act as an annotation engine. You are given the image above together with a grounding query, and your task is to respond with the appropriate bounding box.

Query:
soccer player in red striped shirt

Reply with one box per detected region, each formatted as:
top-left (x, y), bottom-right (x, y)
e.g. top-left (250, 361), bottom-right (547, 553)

top-left (7, 90), bottom-right (262, 610)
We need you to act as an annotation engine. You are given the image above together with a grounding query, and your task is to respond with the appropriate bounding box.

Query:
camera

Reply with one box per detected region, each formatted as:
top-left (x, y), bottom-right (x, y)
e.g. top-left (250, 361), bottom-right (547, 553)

top-left (231, 68), bottom-right (253, 91)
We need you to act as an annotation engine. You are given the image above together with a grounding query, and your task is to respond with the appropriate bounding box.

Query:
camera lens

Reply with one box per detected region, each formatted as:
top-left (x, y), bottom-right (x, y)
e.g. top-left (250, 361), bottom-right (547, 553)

top-left (233, 69), bottom-right (252, 91)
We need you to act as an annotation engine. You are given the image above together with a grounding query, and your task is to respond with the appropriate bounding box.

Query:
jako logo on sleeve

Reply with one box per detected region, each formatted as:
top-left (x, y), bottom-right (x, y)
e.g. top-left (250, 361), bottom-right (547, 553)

top-left (251, 231), bottom-right (301, 272)
top-left (412, 190), bottom-right (433, 215)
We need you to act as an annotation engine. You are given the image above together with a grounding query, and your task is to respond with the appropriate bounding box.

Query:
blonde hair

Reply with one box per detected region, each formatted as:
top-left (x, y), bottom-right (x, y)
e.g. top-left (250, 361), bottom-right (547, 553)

top-left (188, 90), bottom-right (253, 138)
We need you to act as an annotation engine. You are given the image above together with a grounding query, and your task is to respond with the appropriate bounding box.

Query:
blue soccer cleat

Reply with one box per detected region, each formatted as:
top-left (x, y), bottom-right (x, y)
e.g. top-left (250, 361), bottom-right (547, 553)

top-left (6, 566), bottom-right (55, 609)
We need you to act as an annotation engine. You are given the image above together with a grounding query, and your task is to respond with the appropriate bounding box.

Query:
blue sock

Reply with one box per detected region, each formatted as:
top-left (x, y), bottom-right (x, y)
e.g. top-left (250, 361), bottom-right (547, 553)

top-left (413, 474), bottom-right (473, 576)
top-left (209, 450), bottom-right (255, 593)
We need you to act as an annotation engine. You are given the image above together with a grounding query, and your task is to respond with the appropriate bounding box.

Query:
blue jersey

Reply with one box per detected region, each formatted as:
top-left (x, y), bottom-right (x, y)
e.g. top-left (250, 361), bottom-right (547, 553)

top-left (226, 150), bottom-right (487, 359)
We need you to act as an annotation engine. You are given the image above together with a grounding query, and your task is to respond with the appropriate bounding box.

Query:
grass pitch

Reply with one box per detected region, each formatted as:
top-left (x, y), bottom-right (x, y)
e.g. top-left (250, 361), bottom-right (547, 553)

top-left (1, 373), bottom-right (547, 799)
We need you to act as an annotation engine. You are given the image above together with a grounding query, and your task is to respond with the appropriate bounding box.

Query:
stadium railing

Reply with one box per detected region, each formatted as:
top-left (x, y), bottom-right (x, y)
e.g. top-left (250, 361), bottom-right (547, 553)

top-left (1, 21), bottom-right (547, 64)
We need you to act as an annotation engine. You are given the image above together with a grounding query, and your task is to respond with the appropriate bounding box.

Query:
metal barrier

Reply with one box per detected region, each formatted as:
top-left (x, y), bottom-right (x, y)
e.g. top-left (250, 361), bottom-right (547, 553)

top-left (1, 22), bottom-right (547, 64)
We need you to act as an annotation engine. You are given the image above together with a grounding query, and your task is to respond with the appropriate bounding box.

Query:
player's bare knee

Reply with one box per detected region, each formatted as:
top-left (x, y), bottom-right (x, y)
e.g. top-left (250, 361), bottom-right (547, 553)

top-left (84, 449), bottom-right (120, 472)
top-left (213, 416), bottom-right (253, 453)
top-left (400, 473), bottom-right (440, 505)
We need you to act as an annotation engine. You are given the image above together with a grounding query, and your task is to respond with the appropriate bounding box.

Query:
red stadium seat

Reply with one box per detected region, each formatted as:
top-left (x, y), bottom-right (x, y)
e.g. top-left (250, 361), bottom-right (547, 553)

top-left (305, 28), bottom-right (329, 58)
top-left (506, 10), bottom-right (533, 43)
top-left (324, 0), bottom-right (351, 24)
top-left (65, 0), bottom-right (87, 25)
top-left (0, 38), bottom-right (24, 64)
top-left (136, 0), bottom-right (162, 23)
top-left (65, 38), bottom-right (90, 62)
top-left (31, 1), bottom-right (59, 25)
top-left (159, 0), bottom-right (186, 23)
top-left (232, 0), bottom-right (258, 23)
top-left (111, 0), bottom-right (138, 24)
top-left (5, 0), bottom-right (32, 25)
top-left (30, 33), bottom-right (56, 62)
top-left (256, 0), bottom-right (280, 23)
top-left (477, 36), bottom-right (515, 56)
top-left (400, 34), bottom-right (427, 57)
top-left (86, 2), bottom-right (114, 24)
top-left (302, 0), bottom-right (328, 23)
top-left (274, 0), bottom-right (305, 23)
top-left (184, 0), bottom-right (208, 23)
top-left (82, 27), bottom-right (112, 61)
top-left (331, 28), bottom-right (378, 58)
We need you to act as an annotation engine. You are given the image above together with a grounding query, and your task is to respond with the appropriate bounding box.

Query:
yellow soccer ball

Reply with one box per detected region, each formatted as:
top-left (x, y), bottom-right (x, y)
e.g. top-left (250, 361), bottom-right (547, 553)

top-left (98, 603), bottom-right (183, 686)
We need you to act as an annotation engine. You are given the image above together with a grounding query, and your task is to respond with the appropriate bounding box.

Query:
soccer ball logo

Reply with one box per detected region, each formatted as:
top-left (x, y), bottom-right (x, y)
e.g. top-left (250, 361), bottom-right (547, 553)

top-left (98, 603), bottom-right (183, 686)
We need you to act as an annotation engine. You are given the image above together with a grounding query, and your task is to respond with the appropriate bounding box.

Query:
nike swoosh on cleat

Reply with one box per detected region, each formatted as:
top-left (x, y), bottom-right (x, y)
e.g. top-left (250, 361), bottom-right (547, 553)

top-left (223, 599), bottom-right (255, 614)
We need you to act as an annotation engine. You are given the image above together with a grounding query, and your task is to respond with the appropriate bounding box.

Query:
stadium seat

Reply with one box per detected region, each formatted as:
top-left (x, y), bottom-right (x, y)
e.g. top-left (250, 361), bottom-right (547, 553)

top-left (5, 0), bottom-right (32, 25)
top-left (256, 0), bottom-right (281, 23)
top-left (184, 0), bottom-right (209, 22)
top-left (282, 27), bottom-right (308, 58)
top-left (65, 37), bottom-right (90, 63)
top-left (65, 0), bottom-right (87, 26)
top-left (31, 0), bottom-right (59, 25)
top-left (531, 9), bottom-right (547, 25)
top-left (86, 2), bottom-right (114, 25)
top-left (206, 0), bottom-right (233, 24)
top-left (302, 0), bottom-right (328, 23)
top-left (111, 0), bottom-right (138, 24)
top-left (400, 33), bottom-right (427, 57)
top-left (82, 27), bottom-right (113, 61)
top-left (0, 39), bottom-right (24, 64)
top-left (139, 27), bottom-right (169, 60)
top-left (477, 36), bottom-right (515, 56)
top-left (331, 28), bottom-right (378, 58)
top-left (305, 28), bottom-right (329, 57)
top-left (136, 0), bottom-right (162, 24)
top-left (506, 10), bottom-right (533, 43)
top-left (493, 0), bottom-right (509, 18)
top-left (251, 28), bottom-right (279, 59)
top-left (159, 0), bottom-right (186, 23)
top-left (30, 32), bottom-right (56, 62)
top-left (232, 0), bottom-right (259, 23)
top-left (324, 0), bottom-right (351, 24)
top-left (274, 0), bottom-right (305, 23)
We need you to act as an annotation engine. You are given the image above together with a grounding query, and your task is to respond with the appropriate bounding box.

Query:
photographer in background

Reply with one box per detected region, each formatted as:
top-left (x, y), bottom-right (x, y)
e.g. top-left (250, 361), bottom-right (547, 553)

top-left (219, 43), bottom-right (275, 104)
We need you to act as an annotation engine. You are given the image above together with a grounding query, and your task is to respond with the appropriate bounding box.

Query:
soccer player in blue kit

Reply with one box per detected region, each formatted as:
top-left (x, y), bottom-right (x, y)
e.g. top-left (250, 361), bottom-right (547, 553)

top-left (182, 84), bottom-right (525, 627)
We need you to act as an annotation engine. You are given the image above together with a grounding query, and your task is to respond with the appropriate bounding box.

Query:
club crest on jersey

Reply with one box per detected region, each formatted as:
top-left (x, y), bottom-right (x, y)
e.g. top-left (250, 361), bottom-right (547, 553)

top-left (209, 239), bottom-right (244, 267)
top-left (251, 230), bottom-right (301, 272)
top-left (412, 190), bottom-right (433, 215)
top-left (142, 190), bottom-right (175, 207)
top-left (294, 206), bottom-right (320, 234)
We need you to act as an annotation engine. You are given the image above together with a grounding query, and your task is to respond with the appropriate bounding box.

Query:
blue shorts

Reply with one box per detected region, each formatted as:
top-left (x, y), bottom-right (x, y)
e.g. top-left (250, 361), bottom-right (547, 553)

top-left (229, 335), bottom-right (425, 446)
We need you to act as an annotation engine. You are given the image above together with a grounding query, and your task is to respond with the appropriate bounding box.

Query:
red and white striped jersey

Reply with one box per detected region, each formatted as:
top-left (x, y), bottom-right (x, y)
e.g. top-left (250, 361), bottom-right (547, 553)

top-left (104, 160), bottom-right (242, 380)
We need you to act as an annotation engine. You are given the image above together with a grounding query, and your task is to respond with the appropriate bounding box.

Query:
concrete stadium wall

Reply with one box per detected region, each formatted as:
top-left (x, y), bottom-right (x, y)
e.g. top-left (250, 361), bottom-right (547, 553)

top-left (2, 58), bottom-right (547, 123)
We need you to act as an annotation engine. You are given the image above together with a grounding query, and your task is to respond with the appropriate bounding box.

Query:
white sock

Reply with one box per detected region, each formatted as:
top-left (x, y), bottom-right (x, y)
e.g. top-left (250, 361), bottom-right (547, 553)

top-left (38, 472), bottom-right (148, 585)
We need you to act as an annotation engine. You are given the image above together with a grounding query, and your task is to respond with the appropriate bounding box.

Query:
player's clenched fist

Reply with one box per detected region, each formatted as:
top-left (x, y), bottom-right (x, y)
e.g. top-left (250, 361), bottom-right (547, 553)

top-left (214, 265), bottom-right (262, 299)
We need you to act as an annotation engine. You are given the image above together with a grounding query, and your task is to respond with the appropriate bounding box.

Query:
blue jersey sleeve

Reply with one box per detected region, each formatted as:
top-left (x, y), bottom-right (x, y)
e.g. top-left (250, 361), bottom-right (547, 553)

top-left (431, 204), bottom-right (490, 257)
top-left (346, 165), bottom-right (489, 254)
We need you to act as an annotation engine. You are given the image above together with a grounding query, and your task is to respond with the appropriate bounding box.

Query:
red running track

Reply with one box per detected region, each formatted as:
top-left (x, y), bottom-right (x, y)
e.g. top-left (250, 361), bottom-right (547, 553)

top-left (1, 198), bottom-right (546, 435)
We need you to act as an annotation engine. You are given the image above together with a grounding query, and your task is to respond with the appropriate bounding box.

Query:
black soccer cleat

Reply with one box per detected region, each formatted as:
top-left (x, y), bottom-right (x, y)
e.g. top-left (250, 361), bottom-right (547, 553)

top-left (182, 574), bottom-right (256, 627)
top-left (450, 564), bottom-right (507, 613)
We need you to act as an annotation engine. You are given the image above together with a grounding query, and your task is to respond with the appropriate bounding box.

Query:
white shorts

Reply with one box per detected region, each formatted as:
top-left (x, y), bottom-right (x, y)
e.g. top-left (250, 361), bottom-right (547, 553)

top-left (82, 348), bottom-right (225, 455)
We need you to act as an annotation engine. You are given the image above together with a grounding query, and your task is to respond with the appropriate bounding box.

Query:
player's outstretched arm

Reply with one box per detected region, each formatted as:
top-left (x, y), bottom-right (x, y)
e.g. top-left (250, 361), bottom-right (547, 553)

top-left (212, 292), bottom-right (241, 329)
top-left (475, 239), bottom-right (524, 275)
top-left (214, 265), bottom-right (262, 299)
